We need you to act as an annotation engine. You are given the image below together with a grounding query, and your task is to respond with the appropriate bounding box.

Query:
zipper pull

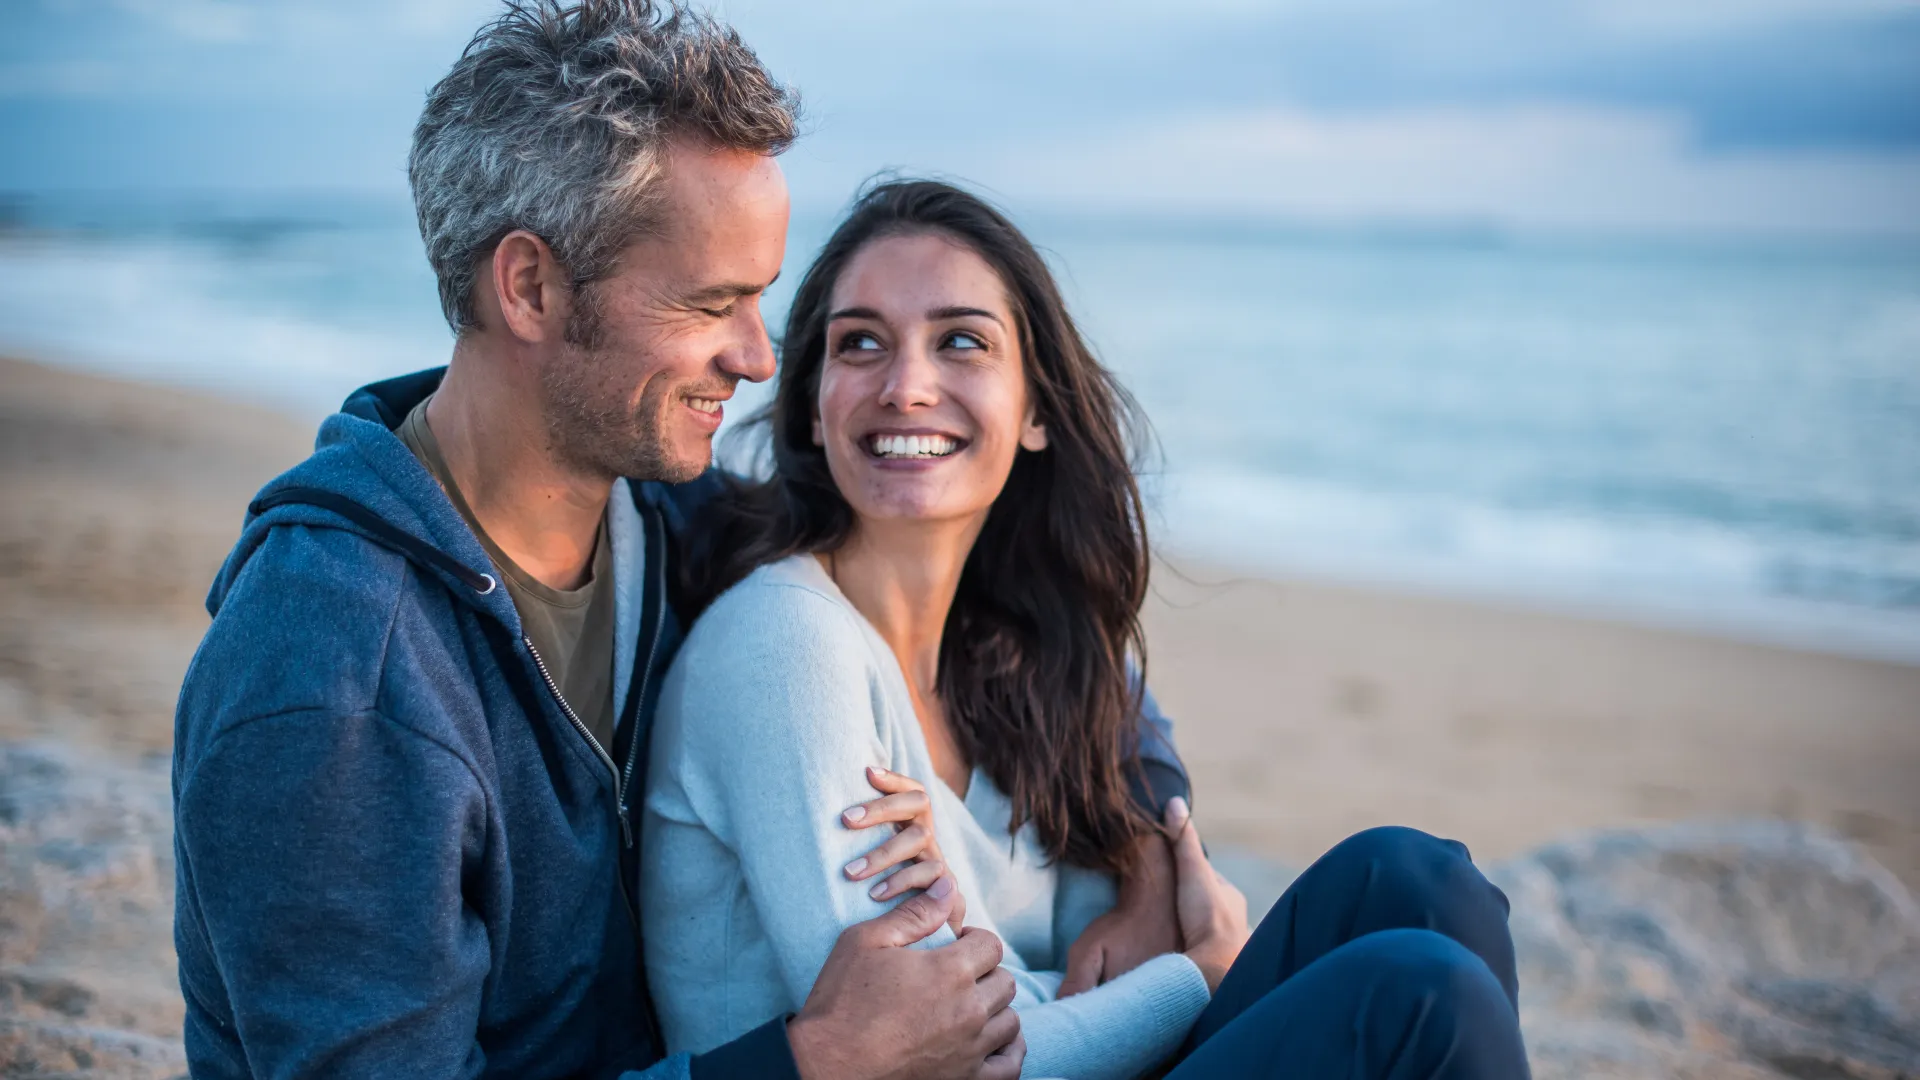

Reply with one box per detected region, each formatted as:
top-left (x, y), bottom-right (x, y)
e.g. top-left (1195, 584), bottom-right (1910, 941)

top-left (618, 803), bottom-right (634, 848)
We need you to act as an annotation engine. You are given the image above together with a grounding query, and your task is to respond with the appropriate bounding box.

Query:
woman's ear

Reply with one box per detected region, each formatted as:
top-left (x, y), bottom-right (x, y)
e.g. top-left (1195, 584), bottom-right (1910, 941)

top-left (811, 414), bottom-right (824, 446)
top-left (1019, 414), bottom-right (1049, 452)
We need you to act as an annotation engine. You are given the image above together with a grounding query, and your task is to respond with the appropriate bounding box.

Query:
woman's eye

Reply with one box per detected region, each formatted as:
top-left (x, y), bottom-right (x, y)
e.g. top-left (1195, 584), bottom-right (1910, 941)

top-left (837, 330), bottom-right (883, 353)
top-left (941, 331), bottom-right (986, 351)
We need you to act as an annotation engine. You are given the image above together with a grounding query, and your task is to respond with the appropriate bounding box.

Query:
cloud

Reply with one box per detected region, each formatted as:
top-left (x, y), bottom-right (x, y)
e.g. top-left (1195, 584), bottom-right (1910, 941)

top-left (1568, 0), bottom-right (1920, 36)
top-left (109, 0), bottom-right (256, 43)
top-left (957, 104), bottom-right (1920, 236)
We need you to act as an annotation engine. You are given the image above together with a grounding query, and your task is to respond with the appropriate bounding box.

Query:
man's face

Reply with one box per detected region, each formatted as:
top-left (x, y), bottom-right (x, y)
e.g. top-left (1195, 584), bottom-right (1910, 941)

top-left (541, 141), bottom-right (789, 484)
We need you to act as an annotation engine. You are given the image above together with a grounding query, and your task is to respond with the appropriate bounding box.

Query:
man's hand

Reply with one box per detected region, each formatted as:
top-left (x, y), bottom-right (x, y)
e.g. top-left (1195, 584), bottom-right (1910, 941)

top-left (842, 766), bottom-right (967, 932)
top-left (1165, 796), bottom-right (1251, 994)
top-left (787, 881), bottom-right (1024, 1080)
top-left (1058, 831), bottom-right (1182, 997)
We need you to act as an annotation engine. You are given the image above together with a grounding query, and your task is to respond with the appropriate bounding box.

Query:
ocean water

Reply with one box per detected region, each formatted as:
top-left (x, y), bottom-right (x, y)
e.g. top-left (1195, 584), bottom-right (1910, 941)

top-left (3, 191), bottom-right (1917, 662)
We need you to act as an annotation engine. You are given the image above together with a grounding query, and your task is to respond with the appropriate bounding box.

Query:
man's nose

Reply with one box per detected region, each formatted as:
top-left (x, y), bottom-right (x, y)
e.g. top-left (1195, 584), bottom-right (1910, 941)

top-left (719, 310), bottom-right (778, 384)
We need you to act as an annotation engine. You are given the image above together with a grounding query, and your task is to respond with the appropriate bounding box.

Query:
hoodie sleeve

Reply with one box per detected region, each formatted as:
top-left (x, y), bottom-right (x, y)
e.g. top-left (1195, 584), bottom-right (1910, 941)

top-left (175, 708), bottom-right (493, 1080)
top-left (1130, 681), bottom-right (1191, 816)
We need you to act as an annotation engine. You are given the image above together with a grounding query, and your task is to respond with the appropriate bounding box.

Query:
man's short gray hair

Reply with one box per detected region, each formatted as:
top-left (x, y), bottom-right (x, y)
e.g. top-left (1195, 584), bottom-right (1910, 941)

top-left (410, 0), bottom-right (799, 333)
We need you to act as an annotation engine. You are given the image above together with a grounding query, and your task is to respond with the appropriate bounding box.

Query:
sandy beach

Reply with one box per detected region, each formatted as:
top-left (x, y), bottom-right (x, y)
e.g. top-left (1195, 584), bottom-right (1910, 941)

top-left (1146, 567), bottom-right (1920, 891)
top-left (3, 354), bottom-right (1918, 1075)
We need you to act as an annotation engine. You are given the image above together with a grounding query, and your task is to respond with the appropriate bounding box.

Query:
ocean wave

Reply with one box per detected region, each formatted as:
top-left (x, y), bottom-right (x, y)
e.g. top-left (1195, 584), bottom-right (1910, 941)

top-left (1158, 471), bottom-right (1920, 663)
top-left (0, 233), bottom-right (447, 417)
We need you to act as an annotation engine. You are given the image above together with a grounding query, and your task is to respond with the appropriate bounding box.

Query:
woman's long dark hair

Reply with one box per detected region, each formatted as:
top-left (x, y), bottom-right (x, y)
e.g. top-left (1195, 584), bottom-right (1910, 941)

top-left (684, 180), bottom-right (1154, 872)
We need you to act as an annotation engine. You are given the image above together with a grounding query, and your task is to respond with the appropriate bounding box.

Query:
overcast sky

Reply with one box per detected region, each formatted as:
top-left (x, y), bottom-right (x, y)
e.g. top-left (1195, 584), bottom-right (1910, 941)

top-left (5, 0), bottom-right (1918, 236)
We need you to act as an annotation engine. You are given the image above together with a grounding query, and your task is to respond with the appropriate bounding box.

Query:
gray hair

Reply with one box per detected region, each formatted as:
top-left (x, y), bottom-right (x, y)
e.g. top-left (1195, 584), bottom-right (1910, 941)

top-left (410, 0), bottom-right (799, 333)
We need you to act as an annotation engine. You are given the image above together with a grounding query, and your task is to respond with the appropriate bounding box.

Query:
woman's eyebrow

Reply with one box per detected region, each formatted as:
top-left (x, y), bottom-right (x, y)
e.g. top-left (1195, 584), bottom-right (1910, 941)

top-left (827, 305), bottom-right (1005, 325)
top-left (929, 305), bottom-right (1003, 326)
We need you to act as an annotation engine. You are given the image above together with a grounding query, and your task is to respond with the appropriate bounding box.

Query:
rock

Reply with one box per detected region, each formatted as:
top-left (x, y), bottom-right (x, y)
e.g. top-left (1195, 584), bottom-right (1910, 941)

top-left (1494, 821), bottom-right (1920, 1080)
top-left (0, 742), bottom-right (183, 1080)
top-left (1211, 823), bottom-right (1920, 1079)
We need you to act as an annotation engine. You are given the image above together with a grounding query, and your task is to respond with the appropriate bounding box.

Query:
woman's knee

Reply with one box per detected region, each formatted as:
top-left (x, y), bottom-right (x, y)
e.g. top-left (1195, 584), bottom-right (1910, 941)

top-left (1173, 931), bottom-right (1525, 1079)
top-left (1354, 928), bottom-right (1507, 1003)
top-left (1342, 929), bottom-right (1525, 1063)
top-left (1304, 826), bottom-right (1506, 917)
top-left (1322, 825), bottom-right (1471, 876)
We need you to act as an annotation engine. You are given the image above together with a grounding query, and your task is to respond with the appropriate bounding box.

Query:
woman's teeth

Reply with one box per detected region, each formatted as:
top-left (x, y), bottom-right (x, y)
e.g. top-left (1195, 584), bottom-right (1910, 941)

top-left (870, 434), bottom-right (959, 459)
top-left (688, 398), bottom-right (722, 414)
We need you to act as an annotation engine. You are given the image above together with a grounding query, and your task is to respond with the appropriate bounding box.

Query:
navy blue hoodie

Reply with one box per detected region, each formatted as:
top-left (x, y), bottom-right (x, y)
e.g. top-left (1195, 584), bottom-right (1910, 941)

top-left (172, 368), bottom-right (1190, 1080)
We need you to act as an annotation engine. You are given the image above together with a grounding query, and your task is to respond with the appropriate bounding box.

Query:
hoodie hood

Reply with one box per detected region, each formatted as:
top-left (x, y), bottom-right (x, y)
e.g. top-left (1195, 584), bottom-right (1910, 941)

top-left (207, 367), bottom-right (523, 632)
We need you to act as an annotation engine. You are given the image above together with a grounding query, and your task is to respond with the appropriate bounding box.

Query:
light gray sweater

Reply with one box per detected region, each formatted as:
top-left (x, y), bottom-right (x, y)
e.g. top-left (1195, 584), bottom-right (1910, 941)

top-left (641, 554), bottom-right (1210, 1080)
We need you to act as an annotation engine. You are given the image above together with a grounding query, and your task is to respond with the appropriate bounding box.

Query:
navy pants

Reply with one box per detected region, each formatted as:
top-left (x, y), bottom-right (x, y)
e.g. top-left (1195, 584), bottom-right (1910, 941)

top-left (1164, 827), bottom-right (1531, 1079)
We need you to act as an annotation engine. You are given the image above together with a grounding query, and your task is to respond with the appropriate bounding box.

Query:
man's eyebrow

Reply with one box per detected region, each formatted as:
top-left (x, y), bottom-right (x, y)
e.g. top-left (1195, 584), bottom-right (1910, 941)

top-left (685, 273), bottom-right (778, 305)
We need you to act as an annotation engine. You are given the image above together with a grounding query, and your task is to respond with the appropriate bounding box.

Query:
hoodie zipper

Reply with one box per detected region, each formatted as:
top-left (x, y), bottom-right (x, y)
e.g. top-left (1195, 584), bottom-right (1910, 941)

top-left (525, 636), bottom-right (634, 849)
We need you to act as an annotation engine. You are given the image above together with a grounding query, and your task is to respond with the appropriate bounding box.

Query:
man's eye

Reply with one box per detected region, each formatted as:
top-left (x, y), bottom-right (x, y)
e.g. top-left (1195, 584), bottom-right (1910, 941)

top-left (941, 331), bottom-right (986, 351)
top-left (701, 304), bottom-right (737, 319)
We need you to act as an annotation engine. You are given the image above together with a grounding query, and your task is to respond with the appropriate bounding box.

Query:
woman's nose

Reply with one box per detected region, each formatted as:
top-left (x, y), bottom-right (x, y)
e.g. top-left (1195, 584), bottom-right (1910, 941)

top-left (877, 343), bottom-right (939, 412)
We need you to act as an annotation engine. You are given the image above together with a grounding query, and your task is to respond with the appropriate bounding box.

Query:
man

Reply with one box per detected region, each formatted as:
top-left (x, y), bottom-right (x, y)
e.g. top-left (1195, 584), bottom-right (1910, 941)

top-left (172, 3), bottom-right (1194, 1078)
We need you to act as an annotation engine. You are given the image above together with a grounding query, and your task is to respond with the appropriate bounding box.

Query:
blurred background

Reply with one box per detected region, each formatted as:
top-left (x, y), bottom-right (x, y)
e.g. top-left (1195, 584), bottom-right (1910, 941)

top-left (6, 0), bottom-right (1919, 654)
top-left (2, 3), bottom-right (1918, 1077)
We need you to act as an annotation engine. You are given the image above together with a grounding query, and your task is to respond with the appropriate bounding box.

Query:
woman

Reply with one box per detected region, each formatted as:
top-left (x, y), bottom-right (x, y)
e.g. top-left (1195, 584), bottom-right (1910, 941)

top-left (642, 181), bottom-right (1530, 1079)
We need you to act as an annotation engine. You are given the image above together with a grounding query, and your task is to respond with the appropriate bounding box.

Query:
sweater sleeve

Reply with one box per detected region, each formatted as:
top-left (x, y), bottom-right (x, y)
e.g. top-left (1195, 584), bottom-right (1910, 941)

top-left (665, 583), bottom-right (962, 1006)
top-left (1016, 954), bottom-right (1211, 1080)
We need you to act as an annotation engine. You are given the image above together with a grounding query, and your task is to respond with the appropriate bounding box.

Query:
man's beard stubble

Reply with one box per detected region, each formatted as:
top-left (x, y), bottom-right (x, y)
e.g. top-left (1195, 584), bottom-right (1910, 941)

top-left (539, 340), bottom-right (712, 485)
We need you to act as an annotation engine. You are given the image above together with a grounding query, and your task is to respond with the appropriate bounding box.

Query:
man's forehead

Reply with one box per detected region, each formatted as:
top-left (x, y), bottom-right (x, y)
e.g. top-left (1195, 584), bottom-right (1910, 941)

top-left (657, 140), bottom-right (788, 221)
top-left (612, 144), bottom-right (787, 293)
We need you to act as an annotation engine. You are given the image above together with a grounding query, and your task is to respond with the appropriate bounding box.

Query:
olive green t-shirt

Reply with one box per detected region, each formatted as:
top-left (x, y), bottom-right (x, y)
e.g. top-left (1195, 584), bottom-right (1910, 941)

top-left (396, 397), bottom-right (618, 754)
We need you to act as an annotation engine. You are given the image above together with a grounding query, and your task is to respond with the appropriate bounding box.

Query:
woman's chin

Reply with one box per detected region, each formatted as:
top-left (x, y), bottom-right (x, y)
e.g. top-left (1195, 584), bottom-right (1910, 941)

top-left (848, 489), bottom-right (979, 526)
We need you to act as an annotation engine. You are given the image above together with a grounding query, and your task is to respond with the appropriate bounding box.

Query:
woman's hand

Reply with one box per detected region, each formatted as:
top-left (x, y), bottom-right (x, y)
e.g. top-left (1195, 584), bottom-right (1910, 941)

top-left (841, 766), bottom-right (967, 932)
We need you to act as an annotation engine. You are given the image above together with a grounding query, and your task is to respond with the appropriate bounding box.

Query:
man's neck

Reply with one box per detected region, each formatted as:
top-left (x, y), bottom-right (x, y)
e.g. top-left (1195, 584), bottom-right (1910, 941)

top-left (427, 352), bottom-right (611, 591)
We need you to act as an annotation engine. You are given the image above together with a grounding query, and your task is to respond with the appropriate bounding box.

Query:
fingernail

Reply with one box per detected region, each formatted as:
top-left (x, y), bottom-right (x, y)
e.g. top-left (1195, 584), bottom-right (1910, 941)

top-left (869, 881), bottom-right (887, 899)
top-left (844, 857), bottom-right (867, 876)
top-left (843, 805), bottom-right (867, 822)
top-left (929, 874), bottom-right (955, 898)
top-left (1167, 796), bottom-right (1190, 827)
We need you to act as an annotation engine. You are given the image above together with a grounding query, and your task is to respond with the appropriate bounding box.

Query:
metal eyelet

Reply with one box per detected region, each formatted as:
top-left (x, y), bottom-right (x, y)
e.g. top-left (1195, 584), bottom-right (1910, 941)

top-left (475, 573), bottom-right (498, 595)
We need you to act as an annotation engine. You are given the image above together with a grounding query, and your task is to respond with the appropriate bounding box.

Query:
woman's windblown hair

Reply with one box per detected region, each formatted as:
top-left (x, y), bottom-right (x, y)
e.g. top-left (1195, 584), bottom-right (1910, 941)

top-left (683, 179), bottom-right (1155, 872)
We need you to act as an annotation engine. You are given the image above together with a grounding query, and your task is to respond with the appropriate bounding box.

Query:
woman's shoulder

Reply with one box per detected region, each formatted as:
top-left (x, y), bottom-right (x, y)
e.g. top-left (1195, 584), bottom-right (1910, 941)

top-left (698, 553), bottom-right (858, 633)
top-left (674, 554), bottom-right (876, 680)
top-left (659, 554), bottom-right (890, 762)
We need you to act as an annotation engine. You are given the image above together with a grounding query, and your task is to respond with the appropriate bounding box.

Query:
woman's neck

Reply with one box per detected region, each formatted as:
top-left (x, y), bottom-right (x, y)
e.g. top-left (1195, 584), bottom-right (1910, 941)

top-left (826, 516), bottom-right (981, 691)
top-left (823, 515), bottom-right (984, 794)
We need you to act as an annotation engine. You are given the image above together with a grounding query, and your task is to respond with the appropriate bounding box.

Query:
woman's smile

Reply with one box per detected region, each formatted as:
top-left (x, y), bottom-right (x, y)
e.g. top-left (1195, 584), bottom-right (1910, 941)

top-left (862, 428), bottom-right (970, 466)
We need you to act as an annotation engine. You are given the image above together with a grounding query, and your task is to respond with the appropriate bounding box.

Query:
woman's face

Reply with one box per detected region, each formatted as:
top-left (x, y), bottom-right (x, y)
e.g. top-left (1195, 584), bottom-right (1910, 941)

top-left (815, 231), bottom-right (1047, 528)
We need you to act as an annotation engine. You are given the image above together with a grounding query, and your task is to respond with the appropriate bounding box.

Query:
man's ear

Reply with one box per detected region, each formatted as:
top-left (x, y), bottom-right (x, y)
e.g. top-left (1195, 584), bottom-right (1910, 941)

top-left (489, 229), bottom-right (566, 344)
